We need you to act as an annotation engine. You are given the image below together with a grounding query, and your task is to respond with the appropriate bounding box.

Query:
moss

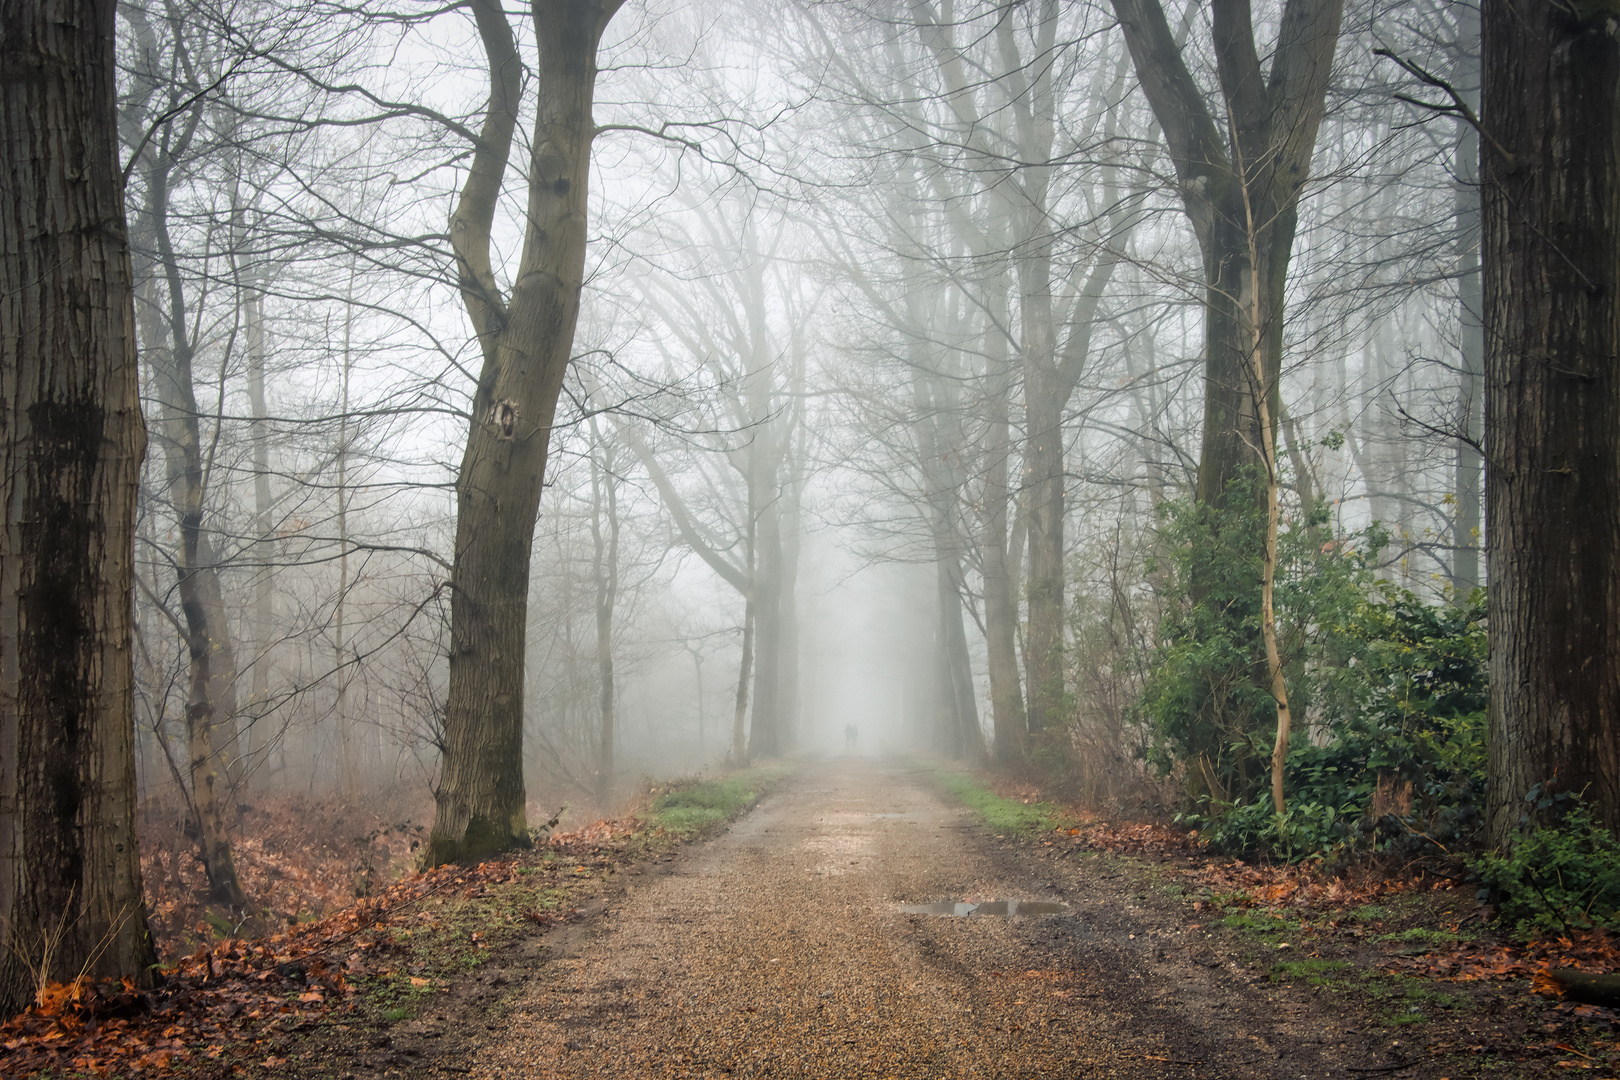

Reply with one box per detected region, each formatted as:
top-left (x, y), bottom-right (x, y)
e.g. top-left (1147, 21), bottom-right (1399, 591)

top-left (427, 813), bottom-right (532, 866)
top-left (1374, 926), bottom-right (1461, 946)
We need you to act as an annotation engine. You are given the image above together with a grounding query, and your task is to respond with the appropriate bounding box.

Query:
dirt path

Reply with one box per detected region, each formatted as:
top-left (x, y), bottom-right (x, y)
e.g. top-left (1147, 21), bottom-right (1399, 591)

top-left (453, 757), bottom-right (1365, 1079)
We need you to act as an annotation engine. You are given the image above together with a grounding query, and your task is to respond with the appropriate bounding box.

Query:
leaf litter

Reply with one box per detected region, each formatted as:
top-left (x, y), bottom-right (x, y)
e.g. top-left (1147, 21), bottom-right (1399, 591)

top-left (0, 815), bottom-right (642, 1079)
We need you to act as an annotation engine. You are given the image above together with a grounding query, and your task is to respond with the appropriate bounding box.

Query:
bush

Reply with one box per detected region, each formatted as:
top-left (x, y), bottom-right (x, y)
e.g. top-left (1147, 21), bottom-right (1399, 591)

top-left (1472, 792), bottom-right (1620, 938)
top-left (1138, 478), bottom-right (1382, 809)
top-left (1139, 477), bottom-right (1488, 862)
top-left (1181, 794), bottom-right (1361, 862)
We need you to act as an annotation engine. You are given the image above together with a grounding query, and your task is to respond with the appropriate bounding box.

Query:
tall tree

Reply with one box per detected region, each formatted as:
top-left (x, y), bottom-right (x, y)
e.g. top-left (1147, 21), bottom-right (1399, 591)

top-left (1111, 0), bottom-right (1341, 800)
top-left (0, 0), bottom-right (158, 1012)
top-left (1110, 0), bottom-right (1342, 505)
top-left (429, 0), bottom-right (625, 865)
top-left (1482, 0), bottom-right (1620, 842)
top-left (125, 21), bottom-right (251, 905)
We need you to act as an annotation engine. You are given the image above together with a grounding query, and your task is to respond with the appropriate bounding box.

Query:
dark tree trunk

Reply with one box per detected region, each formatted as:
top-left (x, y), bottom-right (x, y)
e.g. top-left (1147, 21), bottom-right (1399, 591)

top-left (1109, 0), bottom-right (1343, 491)
top-left (430, 0), bottom-right (624, 865)
top-left (0, 0), bottom-right (158, 1013)
top-left (1482, 0), bottom-right (1620, 842)
top-left (1112, 0), bottom-right (1342, 793)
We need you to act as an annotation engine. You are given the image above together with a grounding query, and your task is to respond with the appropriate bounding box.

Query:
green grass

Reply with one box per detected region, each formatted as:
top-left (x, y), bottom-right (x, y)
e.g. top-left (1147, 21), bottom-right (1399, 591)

top-left (935, 772), bottom-right (1067, 833)
top-left (1221, 910), bottom-right (1294, 943)
top-left (643, 764), bottom-right (794, 836)
top-left (1374, 926), bottom-right (1461, 947)
top-left (1270, 958), bottom-right (1351, 983)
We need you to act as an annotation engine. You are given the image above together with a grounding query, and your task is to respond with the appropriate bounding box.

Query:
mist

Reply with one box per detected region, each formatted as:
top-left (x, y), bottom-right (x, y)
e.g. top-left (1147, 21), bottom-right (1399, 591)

top-left (104, 0), bottom-right (1494, 928)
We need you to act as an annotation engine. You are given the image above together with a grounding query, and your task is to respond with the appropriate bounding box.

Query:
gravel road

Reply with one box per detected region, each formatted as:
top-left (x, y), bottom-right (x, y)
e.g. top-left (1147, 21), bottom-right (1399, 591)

top-left (456, 756), bottom-right (1352, 1079)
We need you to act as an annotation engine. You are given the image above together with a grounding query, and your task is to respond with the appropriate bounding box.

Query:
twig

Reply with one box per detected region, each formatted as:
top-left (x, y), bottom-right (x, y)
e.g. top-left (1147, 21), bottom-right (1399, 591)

top-left (1372, 49), bottom-right (1515, 168)
top-left (1346, 1055), bottom-right (1432, 1074)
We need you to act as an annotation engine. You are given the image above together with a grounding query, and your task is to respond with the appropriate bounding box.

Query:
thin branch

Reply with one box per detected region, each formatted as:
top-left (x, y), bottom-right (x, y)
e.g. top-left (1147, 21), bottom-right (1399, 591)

top-left (1372, 48), bottom-right (1516, 168)
top-left (121, 66), bottom-right (238, 186)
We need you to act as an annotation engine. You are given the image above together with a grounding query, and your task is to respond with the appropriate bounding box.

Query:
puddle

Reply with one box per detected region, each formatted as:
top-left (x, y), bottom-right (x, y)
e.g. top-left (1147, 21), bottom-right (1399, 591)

top-left (898, 900), bottom-right (1070, 917)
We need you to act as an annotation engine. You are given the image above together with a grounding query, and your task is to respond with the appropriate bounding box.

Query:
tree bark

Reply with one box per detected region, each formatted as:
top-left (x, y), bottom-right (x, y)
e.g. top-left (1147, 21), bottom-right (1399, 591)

top-left (0, 0), bottom-right (158, 1012)
top-left (430, 0), bottom-right (624, 865)
top-left (1482, 0), bottom-right (1620, 842)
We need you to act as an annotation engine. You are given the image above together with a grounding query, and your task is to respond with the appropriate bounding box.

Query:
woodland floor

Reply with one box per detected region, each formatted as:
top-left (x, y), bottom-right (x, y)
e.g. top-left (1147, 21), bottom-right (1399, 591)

top-left (348, 757), bottom-right (1618, 1080)
top-left (5, 755), bottom-right (1617, 1079)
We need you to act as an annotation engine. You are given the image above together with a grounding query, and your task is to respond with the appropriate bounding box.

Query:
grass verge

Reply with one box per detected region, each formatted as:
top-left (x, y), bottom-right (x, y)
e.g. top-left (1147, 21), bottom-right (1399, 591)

top-left (935, 771), bottom-right (1068, 834)
top-left (643, 763), bottom-right (796, 837)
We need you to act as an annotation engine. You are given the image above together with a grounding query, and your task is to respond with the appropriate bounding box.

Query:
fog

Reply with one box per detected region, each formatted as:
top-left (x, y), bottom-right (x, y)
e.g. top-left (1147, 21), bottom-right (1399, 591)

top-left (118, 0), bottom-right (1480, 853)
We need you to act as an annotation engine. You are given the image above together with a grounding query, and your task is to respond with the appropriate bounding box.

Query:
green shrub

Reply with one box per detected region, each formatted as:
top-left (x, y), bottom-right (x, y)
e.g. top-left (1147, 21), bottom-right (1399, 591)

top-left (1181, 793), bottom-right (1360, 862)
top-left (1142, 475), bottom-right (1488, 862)
top-left (1472, 792), bottom-right (1620, 938)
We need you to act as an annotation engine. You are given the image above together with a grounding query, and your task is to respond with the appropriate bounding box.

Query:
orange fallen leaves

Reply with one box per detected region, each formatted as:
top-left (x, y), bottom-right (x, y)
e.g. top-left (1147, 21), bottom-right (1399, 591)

top-left (0, 826), bottom-right (629, 1079)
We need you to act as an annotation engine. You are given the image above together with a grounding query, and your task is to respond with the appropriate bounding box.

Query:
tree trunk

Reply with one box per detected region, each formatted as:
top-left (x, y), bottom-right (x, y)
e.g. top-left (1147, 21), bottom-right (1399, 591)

top-left (982, 369), bottom-right (1027, 765)
top-left (1451, 3), bottom-right (1484, 598)
top-left (778, 489), bottom-right (801, 753)
top-left (336, 275), bottom-right (355, 799)
top-left (134, 164), bottom-right (249, 909)
top-left (749, 499), bottom-right (783, 758)
top-left (939, 557), bottom-right (986, 762)
top-left (1112, 0), bottom-right (1342, 801)
top-left (1193, 185), bottom-right (1297, 506)
top-left (976, 284), bottom-right (1024, 765)
top-left (732, 593), bottom-right (754, 765)
top-left (1482, 0), bottom-right (1620, 842)
top-left (1109, 0), bottom-right (1343, 504)
top-left (0, 0), bottom-right (158, 1012)
top-left (1022, 373), bottom-right (1065, 737)
top-left (429, 0), bottom-right (624, 865)
top-left (588, 425), bottom-right (618, 803)
top-left (245, 273), bottom-right (273, 760)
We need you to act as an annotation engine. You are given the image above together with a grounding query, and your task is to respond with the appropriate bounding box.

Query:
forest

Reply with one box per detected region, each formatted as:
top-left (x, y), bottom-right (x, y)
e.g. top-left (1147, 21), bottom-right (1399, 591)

top-left (1, 0), bottom-right (1618, 1071)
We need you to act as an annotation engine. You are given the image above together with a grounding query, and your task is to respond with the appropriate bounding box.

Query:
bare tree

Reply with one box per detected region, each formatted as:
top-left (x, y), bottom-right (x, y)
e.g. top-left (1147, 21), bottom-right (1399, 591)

top-left (429, 0), bottom-right (626, 865)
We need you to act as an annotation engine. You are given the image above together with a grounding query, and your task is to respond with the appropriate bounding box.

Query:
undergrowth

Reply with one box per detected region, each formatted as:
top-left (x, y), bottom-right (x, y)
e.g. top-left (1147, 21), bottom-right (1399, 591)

top-left (1471, 792), bottom-right (1620, 939)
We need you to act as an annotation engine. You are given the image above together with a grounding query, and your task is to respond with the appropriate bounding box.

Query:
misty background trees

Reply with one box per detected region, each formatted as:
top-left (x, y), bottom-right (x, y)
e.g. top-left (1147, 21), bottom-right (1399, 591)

top-left (5, 0), bottom-right (1618, 999)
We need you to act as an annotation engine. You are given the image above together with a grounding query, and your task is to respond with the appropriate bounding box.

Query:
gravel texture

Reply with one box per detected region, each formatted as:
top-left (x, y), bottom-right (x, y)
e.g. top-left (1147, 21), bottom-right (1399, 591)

top-left (449, 756), bottom-right (1360, 1079)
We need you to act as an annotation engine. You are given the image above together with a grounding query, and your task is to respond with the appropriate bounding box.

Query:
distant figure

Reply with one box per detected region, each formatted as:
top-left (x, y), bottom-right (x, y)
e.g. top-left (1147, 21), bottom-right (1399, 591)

top-left (844, 724), bottom-right (858, 751)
